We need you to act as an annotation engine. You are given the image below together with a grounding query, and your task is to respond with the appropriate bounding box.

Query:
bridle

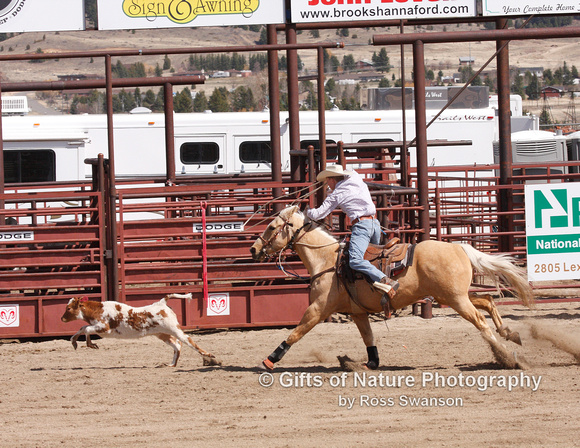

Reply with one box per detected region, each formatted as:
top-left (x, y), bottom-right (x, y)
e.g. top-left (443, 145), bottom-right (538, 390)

top-left (255, 212), bottom-right (339, 285)
top-left (257, 214), bottom-right (310, 256)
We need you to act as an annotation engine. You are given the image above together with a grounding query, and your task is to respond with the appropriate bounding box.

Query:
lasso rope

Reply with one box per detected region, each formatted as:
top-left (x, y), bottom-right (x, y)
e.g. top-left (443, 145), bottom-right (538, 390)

top-left (247, 178), bottom-right (394, 246)
top-left (243, 182), bottom-right (325, 230)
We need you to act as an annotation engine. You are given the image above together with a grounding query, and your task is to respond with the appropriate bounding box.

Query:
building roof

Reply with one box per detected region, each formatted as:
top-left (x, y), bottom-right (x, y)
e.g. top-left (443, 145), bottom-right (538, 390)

top-left (542, 86), bottom-right (565, 92)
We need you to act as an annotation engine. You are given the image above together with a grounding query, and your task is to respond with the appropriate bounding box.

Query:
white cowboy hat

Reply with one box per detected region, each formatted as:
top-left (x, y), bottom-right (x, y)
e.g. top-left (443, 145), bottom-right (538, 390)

top-left (316, 164), bottom-right (353, 182)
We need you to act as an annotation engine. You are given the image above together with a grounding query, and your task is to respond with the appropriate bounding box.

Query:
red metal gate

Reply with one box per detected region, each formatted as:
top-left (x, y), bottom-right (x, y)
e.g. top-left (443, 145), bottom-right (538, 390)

top-left (0, 185), bottom-right (106, 338)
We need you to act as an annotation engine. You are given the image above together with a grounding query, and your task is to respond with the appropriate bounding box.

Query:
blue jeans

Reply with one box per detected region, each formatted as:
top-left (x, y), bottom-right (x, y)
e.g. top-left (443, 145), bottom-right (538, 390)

top-left (348, 219), bottom-right (385, 284)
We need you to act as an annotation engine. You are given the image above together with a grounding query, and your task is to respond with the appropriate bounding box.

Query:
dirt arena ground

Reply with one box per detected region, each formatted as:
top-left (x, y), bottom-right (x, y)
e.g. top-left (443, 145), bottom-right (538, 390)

top-left (1, 301), bottom-right (579, 448)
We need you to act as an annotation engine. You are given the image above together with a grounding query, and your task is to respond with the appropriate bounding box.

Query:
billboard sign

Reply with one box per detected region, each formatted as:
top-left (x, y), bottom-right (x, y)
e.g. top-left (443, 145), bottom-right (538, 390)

top-left (482, 0), bottom-right (580, 16)
top-left (525, 184), bottom-right (580, 281)
top-left (290, 0), bottom-right (476, 23)
top-left (97, 0), bottom-right (285, 30)
top-left (0, 0), bottom-right (84, 32)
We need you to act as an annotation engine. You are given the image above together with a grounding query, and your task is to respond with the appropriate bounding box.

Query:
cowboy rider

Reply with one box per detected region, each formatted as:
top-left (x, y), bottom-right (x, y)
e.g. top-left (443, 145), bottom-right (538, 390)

top-left (306, 164), bottom-right (399, 302)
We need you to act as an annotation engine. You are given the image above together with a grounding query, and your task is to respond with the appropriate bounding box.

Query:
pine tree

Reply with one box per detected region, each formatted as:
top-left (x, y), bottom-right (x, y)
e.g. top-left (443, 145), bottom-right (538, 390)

top-left (174, 88), bottom-right (193, 113)
top-left (525, 74), bottom-right (540, 100)
top-left (163, 55), bottom-right (171, 71)
top-left (540, 106), bottom-right (552, 125)
top-left (372, 48), bottom-right (390, 72)
top-left (342, 54), bottom-right (356, 72)
top-left (193, 91), bottom-right (209, 112)
top-left (134, 87), bottom-right (142, 107)
top-left (511, 75), bottom-right (526, 99)
top-left (143, 89), bottom-right (157, 109)
top-left (209, 87), bottom-right (230, 112)
top-left (232, 86), bottom-right (256, 112)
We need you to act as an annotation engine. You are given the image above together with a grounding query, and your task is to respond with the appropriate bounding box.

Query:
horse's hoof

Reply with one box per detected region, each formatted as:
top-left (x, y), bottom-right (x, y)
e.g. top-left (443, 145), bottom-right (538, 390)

top-left (364, 361), bottom-right (379, 370)
top-left (261, 358), bottom-right (275, 371)
top-left (507, 332), bottom-right (522, 346)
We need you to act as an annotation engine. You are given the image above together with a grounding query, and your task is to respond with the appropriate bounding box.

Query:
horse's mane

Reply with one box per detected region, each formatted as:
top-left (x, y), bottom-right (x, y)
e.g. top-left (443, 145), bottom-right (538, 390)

top-left (296, 210), bottom-right (339, 245)
top-left (278, 206), bottom-right (339, 245)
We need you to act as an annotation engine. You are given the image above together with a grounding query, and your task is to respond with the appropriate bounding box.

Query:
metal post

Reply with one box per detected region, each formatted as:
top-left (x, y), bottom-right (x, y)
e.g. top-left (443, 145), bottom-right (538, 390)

top-left (399, 20), bottom-right (409, 188)
top-left (285, 20), bottom-right (301, 182)
top-left (413, 40), bottom-right (430, 241)
top-left (317, 47), bottom-right (327, 171)
top-left (308, 145), bottom-right (316, 209)
top-left (0, 81), bottom-right (4, 224)
top-left (307, 145), bottom-right (316, 183)
top-left (105, 55), bottom-right (119, 301)
top-left (338, 141), bottom-right (346, 169)
top-left (164, 82), bottom-right (176, 185)
top-left (267, 24), bottom-right (283, 212)
top-left (96, 154), bottom-right (108, 295)
top-left (399, 21), bottom-right (412, 242)
top-left (496, 18), bottom-right (514, 252)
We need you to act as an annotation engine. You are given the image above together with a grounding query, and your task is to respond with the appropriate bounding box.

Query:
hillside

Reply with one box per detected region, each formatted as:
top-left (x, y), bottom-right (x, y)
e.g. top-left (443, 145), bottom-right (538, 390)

top-left (1, 21), bottom-right (580, 121)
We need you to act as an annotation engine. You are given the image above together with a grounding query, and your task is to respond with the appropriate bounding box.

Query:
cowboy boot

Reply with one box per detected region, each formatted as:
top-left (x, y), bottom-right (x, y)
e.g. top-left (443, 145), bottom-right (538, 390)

top-left (373, 276), bottom-right (399, 299)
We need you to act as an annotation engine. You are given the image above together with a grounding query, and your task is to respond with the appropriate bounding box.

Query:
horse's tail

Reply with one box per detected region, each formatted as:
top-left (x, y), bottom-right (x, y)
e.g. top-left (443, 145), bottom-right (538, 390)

top-left (459, 244), bottom-right (535, 309)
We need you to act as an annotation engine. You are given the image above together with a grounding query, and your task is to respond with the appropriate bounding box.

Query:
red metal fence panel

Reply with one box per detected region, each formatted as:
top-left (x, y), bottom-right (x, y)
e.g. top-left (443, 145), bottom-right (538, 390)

top-left (3, 160), bottom-right (580, 339)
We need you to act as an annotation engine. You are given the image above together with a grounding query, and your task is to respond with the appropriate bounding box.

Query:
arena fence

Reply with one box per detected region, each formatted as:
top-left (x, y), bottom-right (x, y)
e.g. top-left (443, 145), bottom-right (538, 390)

top-left (2, 142), bottom-right (580, 339)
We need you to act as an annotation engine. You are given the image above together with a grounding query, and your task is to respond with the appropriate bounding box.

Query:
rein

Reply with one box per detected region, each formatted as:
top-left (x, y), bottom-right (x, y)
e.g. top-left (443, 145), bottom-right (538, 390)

top-left (310, 266), bottom-right (336, 283)
top-left (257, 217), bottom-right (310, 253)
top-left (259, 217), bottom-right (338, 284)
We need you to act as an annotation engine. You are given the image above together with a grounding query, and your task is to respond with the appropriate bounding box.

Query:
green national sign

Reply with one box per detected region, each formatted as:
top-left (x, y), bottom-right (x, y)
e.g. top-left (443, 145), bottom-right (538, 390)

top-left (525, 184), bottom-right (580, 281)
top-left (527, 234), bottom-right (580, 255)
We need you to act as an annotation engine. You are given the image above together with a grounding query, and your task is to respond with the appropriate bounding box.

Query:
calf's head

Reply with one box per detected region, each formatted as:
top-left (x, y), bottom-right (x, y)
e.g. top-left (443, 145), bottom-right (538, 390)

top-left (61, 297), bottom-right (86, 322)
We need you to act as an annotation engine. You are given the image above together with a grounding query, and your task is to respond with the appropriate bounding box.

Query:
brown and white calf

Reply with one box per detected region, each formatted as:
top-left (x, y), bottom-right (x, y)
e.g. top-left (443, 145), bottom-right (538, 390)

top-left (61, 294), bottom-right (219, 367)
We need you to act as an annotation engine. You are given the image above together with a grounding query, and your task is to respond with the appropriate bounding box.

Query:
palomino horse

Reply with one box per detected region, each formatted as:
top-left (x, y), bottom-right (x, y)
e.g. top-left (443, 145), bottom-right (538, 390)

top-left (250, 206), bottom-right (534, 370)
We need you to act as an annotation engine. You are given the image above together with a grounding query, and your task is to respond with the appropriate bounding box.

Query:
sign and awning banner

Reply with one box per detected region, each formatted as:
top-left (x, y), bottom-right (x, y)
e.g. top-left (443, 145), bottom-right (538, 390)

top-left (525, 184), bottom-right (580, 282)
top-left (0, 0), bottom-right (85, 32)
top-left (97, 0), bottom-right (285, 30)
top-left (482, 0), bottom-right (580, 16)
top-left (290, 0), bottom-right (476, 24)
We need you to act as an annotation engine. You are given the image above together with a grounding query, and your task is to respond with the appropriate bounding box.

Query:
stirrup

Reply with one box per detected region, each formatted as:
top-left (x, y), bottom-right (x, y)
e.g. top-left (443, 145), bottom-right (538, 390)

top-left (379, 277), bottom-right (399, 300)
top-left (387, 279), bottom-right (399, 299)
top-left (381, 295), bottom-right (393, 319)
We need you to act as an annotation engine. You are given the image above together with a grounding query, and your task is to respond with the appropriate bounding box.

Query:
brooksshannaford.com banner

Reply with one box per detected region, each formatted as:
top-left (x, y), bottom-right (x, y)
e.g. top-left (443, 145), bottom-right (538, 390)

top-left (290, 0), bottom-right (476, 24)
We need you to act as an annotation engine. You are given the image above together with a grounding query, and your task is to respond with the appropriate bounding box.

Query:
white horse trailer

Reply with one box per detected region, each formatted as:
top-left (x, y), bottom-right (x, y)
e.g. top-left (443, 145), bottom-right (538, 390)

top-left (1, 108), bottom-right (506, 183)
